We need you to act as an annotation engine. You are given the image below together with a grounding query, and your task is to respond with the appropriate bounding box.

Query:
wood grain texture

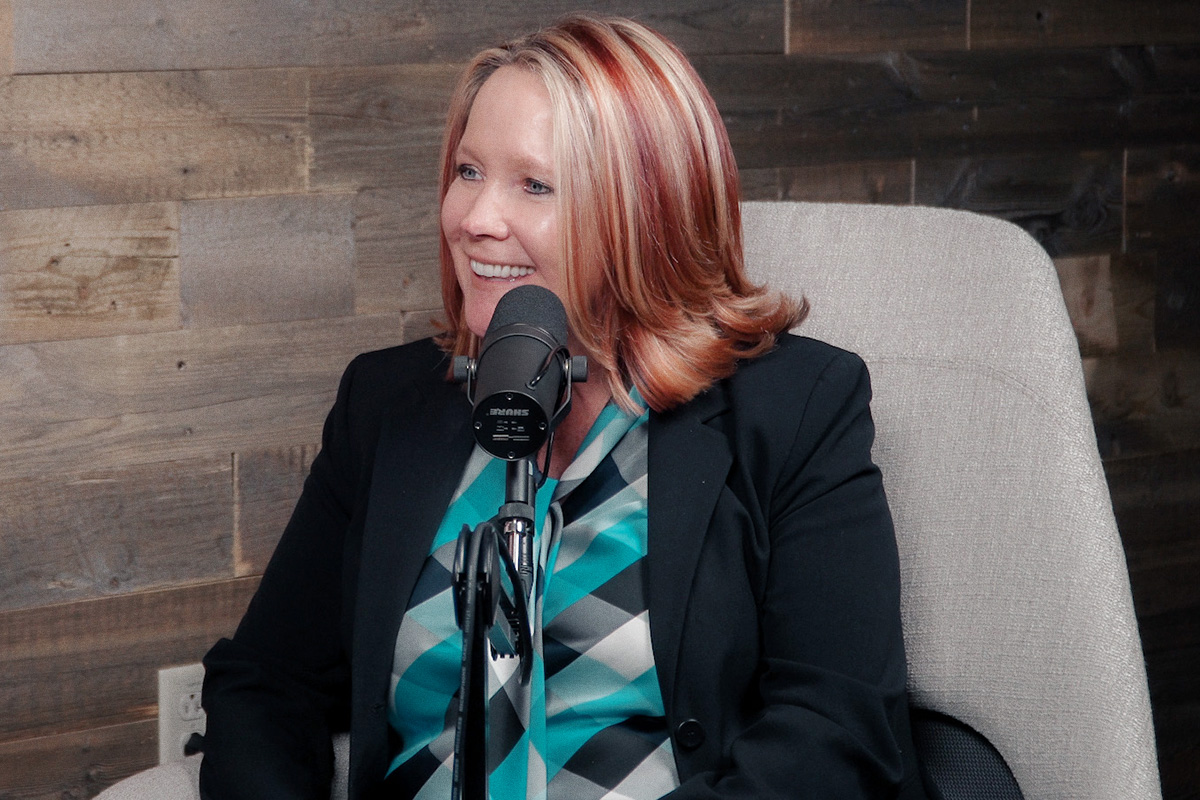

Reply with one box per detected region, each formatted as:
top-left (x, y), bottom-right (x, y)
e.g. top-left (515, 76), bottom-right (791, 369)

top-left (8, 0), bottom-right (783, 74)
top-left (1107, 449), bottom-right (1200, 615)
top-left (1111, 449), bottom-right (1200, 800)
top-left (1128, 45), bottom-right (1200, 147)
top-left (180, 194), bottom-right (355, 328)
top-left (1109, 253), bottom-right (1157, 356)
top-left (1087, 351), bottom-right (1200, 460)
top-left (1054, 255), bottom-right (1118, 357)
top-left (0, 577), bottom-right (259, 741)
top-left (697, 53), bottom-right (949, 166)
top-left (1126, 145), bottom-right (1200, 349)
top-left (231, 312), bottom-right (449, 577)
top-left (0, 0), bottom-right (12, 77)
top-left (353, 186), bottom-right (443, 315)
top-left (781, 160), bottom-right (913, 204)
top-left (737, 168), bottom-right (783, 201)
top-left (0, 455), bottom-right (233, 612)
top-left (788, 0), bottom-right (965, 54)
top-left (914, 151), bottom-right (1123, 257)
top-left (971, 0), bottom-right (1200, 49)
top-left (0, 202), bottom-right (179, 344)
top-left (1127, 145), bottom-right (1200, 252)
top-left (234, 444), bottom-right (318, 576)
top-left (0, 719), bottom-right (156, 799)
top-left (309, 64), bottom-right (458, 192)
top-left (1152, 240), bottom-right (1200, 349)
top-left (701, 46), bottom-right (1198, 169)
top-left (741, 163), bottom-right (917, 205)
top-left (0, 314), bottom-right (403, 480)
top-left (0, 69), bottom-right (307, 210)
top-left (400, 308), bottom-right (444, 344)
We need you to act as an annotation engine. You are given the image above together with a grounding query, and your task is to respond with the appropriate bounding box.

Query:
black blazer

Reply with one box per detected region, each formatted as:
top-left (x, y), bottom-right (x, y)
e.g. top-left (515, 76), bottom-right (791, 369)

top-left (201, 334), bottom-right (928, 800)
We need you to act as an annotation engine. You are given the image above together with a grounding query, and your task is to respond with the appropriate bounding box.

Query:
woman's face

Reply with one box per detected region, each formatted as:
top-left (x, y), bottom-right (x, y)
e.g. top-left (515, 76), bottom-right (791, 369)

top-left (442, 66), bottom-right (564, 340)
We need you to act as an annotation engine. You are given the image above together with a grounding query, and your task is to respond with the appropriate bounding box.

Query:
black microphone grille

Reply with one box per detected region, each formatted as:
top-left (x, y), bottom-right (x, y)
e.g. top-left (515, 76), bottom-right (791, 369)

top-left (485, 285), bottom-right (568, 346)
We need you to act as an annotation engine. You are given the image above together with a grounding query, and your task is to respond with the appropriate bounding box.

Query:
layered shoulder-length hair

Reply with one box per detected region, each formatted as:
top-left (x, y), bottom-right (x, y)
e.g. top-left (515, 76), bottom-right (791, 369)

top-left (437, 13), bottom-right (806, 413)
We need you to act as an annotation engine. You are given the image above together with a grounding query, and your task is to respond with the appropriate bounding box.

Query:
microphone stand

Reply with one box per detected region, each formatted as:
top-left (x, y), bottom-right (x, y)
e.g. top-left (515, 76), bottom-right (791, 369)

top-left (447, 299), bottom-right (585, 800)
top-left (451, 458), bottom-right (538, 800)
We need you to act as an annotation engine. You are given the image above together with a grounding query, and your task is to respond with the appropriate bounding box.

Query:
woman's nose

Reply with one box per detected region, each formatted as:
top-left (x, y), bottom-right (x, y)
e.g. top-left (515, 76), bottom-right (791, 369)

top-left (460, 185), bottom-right (510, 240)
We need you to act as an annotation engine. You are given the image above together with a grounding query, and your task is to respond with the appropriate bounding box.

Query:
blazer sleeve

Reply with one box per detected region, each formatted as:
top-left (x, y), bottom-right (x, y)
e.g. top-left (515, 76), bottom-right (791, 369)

top-left (669, 349), bottom-right (919, 798)
top-left (199, 357), bottom-right (366, 800)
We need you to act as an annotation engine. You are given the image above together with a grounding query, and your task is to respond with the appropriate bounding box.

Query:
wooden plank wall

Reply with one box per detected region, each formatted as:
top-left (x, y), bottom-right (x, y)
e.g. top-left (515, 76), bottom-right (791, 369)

top-left (0, 1), bottom-right (1196, 797)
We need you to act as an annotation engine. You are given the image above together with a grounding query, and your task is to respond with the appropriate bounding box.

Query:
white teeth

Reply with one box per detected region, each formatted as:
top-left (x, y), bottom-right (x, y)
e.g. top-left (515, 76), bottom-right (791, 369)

top-left (471, 259), bottom-right (534, 279)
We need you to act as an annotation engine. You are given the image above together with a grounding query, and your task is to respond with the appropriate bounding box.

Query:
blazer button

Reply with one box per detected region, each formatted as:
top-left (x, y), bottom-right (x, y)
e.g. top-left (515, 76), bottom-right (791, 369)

top-left (675, 719), bottom-right (706, 751)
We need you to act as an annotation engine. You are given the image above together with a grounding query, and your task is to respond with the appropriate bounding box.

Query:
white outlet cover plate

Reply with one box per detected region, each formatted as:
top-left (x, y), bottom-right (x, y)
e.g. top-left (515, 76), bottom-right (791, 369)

top-left (158, 663), bottom-right (206, 764)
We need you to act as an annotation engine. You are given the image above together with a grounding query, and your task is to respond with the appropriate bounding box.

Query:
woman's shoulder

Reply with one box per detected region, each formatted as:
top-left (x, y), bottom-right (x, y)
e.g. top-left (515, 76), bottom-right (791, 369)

top-left (730, 332), bottom-right (870, 396)
top-left (349, 336), bottom-right (448, 375)
top-left (336, 337), bottom-right (461, 411)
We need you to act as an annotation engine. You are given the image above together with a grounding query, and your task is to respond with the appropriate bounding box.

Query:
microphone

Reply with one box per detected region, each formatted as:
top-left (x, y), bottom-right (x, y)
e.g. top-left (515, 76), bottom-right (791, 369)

top-left (453, 285), bottom-right (588, 461)
top-left (450, 285), bottom-right (589, 677)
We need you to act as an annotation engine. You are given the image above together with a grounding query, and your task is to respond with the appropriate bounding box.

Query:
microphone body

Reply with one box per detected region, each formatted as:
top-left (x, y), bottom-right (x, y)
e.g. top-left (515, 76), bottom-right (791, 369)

top-left (451, 284), bottom-right (588, 614)
top-left (454, 285), bottom-right (586, 461)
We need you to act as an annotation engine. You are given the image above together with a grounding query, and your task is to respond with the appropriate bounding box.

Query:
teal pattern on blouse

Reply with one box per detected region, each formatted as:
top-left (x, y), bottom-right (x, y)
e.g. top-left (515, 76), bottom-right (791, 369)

top-left (386, 395), bottom-right (678, 800)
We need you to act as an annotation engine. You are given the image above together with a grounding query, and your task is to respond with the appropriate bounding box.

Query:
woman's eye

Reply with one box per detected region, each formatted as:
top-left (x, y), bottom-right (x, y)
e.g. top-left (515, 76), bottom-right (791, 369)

top-left (526, 179), bottom-right (552, 195)
top-left (457, 164), bottom-right (481, 181)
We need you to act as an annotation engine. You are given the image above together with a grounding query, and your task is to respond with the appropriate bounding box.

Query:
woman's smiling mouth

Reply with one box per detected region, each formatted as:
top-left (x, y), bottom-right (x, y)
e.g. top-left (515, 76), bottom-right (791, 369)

top-left (470, 259), bottom-right (535, 279)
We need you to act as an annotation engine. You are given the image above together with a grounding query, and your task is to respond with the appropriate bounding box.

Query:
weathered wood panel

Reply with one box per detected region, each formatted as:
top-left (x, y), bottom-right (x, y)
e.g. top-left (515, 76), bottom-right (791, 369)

top-left (925, 46), bottom-right (1200, 150)
top-left (309, 64), bottom-right (458, 192)
top-left (1127, 145), bottom-right (1200, 255)
top-left (180, 194), bottom-right (355, 328)
top-left (0, 70), bottom-right (307, 210)
top-left (234, 444), bottom-right (318, 577)
top-left (0, 202), bottom-right (179, 344)
top-left (0, 455), bottom-right (233, 613)
top-left (700, 46), bottom-right (1199, 169)
top-left (230, 315), bottom-right (447, 575)
top-left (914, 151), bottom-right (1123, 257)
top-left (781, 160), bottom-right (913, 204)
top-left (353, 186), bottom-right (443, 315)
top-left (737, 168), bottom-right (783, 201)
top-left (1127, 145), bottom-right (1200, 350)
top-left (1128, 45), bottom-right (1200, 149)
top-left (1152, 240), bottom-right (1200, 350)
top-left (0, 314), bottom-right (403, 480)
top-left (0, 0), bottom-right (12, 77)
top-left (1087, 351), bottom-right (1200, 460)
top-left (8, 0), bottom-right (783, 75)
top-left (698, 54), bottom-right (956, 166)
top-left (788, 0), bottom-right (965, 54)
top-left (0, 719), bottom-right (156, 800)
top-left (1054, 255), bottom-right (1118, 357)
top-left (400, 308), bottom-right (445, 345)
top-left (1108, 449), bottom-right (1200, 617)
top-left (1107, 253), bottom-right (1157, 356)
top-left (741, 162), bottom-right (915, 204)
top-left (972, 0), bottom-right (1200, 49)
top-left (0, 577), bottom-right (258, 741)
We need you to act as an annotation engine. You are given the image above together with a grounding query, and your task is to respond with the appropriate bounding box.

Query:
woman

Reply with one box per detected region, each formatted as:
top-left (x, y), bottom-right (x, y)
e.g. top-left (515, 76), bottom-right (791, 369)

top-left (201, 14), bottom-right (928, 800)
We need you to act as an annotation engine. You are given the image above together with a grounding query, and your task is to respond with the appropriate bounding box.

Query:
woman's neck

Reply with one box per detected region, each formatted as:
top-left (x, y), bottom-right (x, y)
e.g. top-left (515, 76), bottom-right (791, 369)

top-left (543, 376), bottom-right (613, 480)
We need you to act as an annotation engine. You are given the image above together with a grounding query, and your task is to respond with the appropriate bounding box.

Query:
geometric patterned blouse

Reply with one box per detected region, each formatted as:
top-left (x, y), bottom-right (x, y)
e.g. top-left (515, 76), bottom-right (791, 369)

top-left (385, 397), bottom-right (679, 800)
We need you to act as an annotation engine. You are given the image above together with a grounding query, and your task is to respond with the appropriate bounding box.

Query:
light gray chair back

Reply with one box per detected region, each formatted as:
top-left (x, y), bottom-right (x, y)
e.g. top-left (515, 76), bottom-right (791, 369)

top-left (742, 200), bottom-right (1161, 800)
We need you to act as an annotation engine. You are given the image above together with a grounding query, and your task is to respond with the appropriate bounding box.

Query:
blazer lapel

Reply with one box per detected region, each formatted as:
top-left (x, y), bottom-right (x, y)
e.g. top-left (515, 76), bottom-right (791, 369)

top-left (646, 386), bottom-right (732, 707)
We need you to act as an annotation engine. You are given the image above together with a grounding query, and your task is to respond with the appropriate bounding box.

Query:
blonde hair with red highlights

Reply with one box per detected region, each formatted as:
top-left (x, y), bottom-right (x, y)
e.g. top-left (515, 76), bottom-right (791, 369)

top-left (437, 14), bottom-right (806, 412)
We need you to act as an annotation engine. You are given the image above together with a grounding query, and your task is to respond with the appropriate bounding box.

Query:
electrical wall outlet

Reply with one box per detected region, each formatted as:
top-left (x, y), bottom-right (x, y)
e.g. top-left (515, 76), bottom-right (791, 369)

top-left (158, 662), bottom-right (206, 764)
